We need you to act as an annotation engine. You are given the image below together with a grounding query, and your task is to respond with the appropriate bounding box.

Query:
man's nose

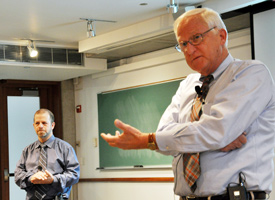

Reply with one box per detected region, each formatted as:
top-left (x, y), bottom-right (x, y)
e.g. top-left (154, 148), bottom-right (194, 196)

top-left (38, 123), bottom-right (44, 127)
top-left (184, 42), bottom-right (196, 55)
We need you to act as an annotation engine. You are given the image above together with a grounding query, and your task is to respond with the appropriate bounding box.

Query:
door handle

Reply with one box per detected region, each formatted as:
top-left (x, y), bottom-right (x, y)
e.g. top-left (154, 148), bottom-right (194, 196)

top-left (4, 168), bottom-right (9, 182)
top-left (3, 169), bottom-right (14, 182)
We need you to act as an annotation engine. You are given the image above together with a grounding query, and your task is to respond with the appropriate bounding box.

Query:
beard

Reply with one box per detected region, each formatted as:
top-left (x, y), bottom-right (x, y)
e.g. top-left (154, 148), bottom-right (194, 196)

top-left (37, 130), bottom-right (51, 139)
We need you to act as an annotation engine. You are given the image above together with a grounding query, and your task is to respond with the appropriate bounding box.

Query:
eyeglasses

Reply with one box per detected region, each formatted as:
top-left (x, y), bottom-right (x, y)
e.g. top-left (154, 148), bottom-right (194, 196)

top-left (175, 26), bottom-right (217, 52)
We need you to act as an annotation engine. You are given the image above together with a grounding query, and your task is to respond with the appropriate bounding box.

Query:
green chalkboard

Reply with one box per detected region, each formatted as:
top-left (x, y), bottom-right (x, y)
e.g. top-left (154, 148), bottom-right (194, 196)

top-left (97, 79), bottom-right (183, 168)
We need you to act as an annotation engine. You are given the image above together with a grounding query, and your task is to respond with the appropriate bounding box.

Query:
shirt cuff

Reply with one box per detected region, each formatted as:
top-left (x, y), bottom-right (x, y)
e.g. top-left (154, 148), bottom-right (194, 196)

top-left (26, 176), bottom-right (33, 187)
top-left (51, 176), bottom-right (59, 187)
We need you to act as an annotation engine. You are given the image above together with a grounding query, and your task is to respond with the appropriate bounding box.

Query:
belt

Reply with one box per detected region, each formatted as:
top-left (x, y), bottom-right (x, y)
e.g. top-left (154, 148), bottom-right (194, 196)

top-left (32, 197), bottom-right (67, 200)
top-left (181, 191), bottom-right (266, 200)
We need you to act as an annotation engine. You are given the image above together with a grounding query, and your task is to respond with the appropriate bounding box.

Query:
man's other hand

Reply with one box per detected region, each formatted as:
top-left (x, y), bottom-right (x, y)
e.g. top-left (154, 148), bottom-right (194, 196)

top-left (221, 132), bottom-right (247, 152)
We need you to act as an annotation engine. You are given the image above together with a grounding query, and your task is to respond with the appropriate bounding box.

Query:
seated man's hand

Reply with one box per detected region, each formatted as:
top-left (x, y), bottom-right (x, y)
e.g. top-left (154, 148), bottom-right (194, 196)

top-left (221, 132), bottom-right (247, 152)
top-left (30, 170), bottom-right (54, 184)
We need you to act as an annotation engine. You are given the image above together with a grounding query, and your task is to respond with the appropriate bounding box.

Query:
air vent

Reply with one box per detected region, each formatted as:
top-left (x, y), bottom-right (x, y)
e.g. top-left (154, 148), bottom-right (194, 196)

top-left (53, 48), bottom-right (67, 64)
top-left (0, 44), bottom-right (83, 66)
top-left (0, 45), bottom-right (4, 60)
top-left (37, 47), bottom-right (52, 64)
top-left (4, 45), bottom-right (21, 61)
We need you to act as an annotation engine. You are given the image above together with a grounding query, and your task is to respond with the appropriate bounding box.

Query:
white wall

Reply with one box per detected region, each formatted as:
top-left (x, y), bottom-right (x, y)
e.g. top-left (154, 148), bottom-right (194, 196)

top-left (253, 8), bottom-right (275, 80)
top-left (74, 29), bottom-right (252, 200)
top-left (253, 8), bottom-right (275, 200)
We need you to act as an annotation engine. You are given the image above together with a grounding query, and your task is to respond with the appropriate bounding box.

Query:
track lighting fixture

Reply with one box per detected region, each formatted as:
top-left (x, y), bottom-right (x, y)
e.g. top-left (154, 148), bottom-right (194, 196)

top-left (87, 20), bottom-right (96, 38)
top-left (80, 18), bottom-right (116, 38)
top-left (27, 40), bottom-right (38, 57)
top-left (21, 39), bottom-right (54, 58)
top-left (167, 0), bottom-right (179, 14)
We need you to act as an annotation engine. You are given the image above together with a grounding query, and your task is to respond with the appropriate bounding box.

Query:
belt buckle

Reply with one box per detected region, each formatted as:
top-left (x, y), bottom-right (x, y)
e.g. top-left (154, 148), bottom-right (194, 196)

top-left (184, 195), bottom-right (212, 200)
top-left (186, 195), bottom-right (196, 200)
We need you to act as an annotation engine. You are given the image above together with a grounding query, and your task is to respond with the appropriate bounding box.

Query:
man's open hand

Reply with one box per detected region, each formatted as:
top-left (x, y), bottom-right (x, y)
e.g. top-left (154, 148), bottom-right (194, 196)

top-left (101, 119), bottom-right (148, 150)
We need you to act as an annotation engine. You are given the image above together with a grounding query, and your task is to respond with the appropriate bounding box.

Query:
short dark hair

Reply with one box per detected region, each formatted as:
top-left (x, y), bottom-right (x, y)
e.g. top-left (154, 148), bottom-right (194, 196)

top-left (34, 108), bottom-right (55, 123)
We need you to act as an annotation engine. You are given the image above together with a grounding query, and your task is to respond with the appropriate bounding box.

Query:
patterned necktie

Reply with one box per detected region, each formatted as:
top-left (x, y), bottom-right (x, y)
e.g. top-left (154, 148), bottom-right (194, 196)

top-left (183, 75), bottom-right (214, 193)
top-left (38, 144), bottom-right (47, 171)
top-left (35, 144), bottom-right (47, 200)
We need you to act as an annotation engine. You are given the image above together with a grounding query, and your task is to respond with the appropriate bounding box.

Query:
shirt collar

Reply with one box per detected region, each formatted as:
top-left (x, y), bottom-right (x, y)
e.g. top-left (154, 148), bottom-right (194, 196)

top-left (199, 53), bottom-right (234, 82)
top-left (35, 135), bottom-right (55, 149)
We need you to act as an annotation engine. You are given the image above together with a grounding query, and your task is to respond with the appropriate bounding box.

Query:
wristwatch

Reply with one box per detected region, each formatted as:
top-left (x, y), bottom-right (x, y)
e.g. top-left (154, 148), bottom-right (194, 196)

top-left (147, 133), bottom-right (156, 150)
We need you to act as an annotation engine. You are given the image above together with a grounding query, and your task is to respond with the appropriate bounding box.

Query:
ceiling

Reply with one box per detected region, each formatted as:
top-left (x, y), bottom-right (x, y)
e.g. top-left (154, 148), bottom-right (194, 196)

top-left (0, 0), bottom-right (205, 48)
top-left (0, 0), bottom-right (266, 81)
top-left (86, 13), bottom-right (251, 64)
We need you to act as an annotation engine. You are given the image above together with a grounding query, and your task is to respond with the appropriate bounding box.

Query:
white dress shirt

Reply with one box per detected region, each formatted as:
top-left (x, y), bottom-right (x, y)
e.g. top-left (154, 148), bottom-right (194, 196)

top-left (156, 54), bottom-right (275, 197)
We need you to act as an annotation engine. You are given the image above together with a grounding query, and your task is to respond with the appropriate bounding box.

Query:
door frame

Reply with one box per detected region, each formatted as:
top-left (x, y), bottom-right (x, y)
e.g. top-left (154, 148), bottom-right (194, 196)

top-left (0, 79), bottom-right (63, 200)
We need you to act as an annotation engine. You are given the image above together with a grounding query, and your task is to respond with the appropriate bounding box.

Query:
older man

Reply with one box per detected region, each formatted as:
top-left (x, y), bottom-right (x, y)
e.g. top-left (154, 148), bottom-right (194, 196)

top-left (101, 8), bottom-right (275, 200)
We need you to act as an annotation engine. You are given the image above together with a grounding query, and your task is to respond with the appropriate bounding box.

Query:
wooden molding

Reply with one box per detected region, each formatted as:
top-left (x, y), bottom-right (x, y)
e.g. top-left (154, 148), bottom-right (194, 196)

top-left (79, 177), bottom-right (174, 182)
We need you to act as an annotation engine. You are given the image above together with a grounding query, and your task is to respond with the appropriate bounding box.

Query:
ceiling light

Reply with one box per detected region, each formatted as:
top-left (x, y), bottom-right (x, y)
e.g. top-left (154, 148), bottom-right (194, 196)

top-left (167, 0), bottom-right (178, 14)
top-left (27, 40), bottom-right (38, 57)
top-left (80, 18), bottom-right (117, 38)
top-left (30, 49), bottom-right (38, 57)
top-left (87, 20), bottom-right (96, 38)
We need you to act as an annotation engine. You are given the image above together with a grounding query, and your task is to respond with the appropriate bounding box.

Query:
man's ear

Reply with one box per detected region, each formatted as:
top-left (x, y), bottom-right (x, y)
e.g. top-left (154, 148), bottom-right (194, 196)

top-left (51, 122), bottom-right (55, 130)
top-left (219, 28), bottom-right (227, 45)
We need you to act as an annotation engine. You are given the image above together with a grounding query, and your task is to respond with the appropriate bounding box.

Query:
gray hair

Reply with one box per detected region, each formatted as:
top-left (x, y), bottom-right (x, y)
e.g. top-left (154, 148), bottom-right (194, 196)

top-left (174, 8), bottom-right (228, 47)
